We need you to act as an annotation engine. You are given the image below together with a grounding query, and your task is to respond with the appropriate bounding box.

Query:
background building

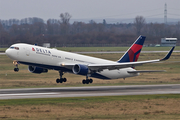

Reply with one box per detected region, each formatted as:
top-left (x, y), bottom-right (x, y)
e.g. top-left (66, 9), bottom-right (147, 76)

top-left (161, 38), bottom-right (177, 46)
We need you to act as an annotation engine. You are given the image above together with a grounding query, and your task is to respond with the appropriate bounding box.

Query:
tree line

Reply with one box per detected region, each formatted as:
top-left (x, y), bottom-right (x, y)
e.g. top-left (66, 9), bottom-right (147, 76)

top-left (0, 13), bottom-right (180, 47)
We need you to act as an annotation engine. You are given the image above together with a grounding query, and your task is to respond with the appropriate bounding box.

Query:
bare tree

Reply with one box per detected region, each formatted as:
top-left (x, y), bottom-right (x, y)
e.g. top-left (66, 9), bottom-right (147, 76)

top-left (59, 12), bottom-right (72, 35)
top-left (134, 16), bottom-right (146, 35)
top-left (59, 12), bottom-right (71, 25)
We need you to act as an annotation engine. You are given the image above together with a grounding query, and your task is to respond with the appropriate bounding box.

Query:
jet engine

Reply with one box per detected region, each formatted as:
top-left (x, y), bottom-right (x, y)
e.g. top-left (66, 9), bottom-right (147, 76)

top-left (28, 66), bottom-right (48, 74)
top-left (72, 64), bottom-right (89, 75)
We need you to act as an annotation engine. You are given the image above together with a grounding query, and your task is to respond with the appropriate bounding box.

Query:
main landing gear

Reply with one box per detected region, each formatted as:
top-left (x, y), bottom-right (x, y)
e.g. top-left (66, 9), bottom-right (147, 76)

top-left (82, 76), bottom-right (93, 84)
top-left (56, 71), bottom-right (67, 83)
top-left (13, 61), bottom-right (19, 72)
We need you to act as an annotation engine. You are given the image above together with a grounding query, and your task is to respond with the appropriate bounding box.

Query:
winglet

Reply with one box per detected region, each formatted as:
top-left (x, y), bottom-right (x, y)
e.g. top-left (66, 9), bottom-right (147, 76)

top-left (160, 46), bottom-right (175, 61)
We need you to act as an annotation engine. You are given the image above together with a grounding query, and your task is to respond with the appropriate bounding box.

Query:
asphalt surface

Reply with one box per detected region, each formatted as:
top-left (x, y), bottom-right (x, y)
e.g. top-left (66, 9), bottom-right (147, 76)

top-left (1, 84), bottom-right (180, 99)
top-left (0, 53), bottom-right (5, 55)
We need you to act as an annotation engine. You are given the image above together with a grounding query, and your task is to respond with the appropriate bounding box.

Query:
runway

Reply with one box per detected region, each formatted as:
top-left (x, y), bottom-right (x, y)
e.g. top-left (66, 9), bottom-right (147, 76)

top-left (1, 84), bottom-right (180, 100)
top-left (0, 53), bottom-right (5, 55)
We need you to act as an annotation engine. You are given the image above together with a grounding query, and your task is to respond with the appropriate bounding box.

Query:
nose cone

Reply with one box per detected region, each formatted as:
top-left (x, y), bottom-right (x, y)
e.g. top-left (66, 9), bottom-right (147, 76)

top-left (5, 48), bottom-right (15, 59)
top-left (5, 49), bottom-right (10, 56)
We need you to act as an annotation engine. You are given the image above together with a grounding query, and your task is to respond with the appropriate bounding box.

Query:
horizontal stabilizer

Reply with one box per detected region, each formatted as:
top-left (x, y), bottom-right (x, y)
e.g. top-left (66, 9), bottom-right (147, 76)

top-left (127, 70), bottom-right (166, 73)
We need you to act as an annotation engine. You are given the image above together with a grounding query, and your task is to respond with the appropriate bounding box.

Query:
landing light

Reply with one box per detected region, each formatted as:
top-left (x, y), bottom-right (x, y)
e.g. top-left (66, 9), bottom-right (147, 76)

top-left (13, 61), bottom-right (18, 65)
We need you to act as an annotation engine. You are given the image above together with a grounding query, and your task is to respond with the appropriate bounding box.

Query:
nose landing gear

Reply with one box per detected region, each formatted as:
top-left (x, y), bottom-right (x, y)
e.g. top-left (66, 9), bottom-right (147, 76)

top-left (13, 61), bottom-right (19, 72)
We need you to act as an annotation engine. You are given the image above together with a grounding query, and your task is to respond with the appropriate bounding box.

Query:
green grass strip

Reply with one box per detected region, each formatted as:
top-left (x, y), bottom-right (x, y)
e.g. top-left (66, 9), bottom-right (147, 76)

top-left (0, 94), bottom-right (180, 106)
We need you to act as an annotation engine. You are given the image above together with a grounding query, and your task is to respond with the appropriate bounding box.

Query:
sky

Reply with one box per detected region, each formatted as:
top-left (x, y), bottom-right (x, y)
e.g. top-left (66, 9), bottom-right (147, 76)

top-left (0, 0), bottom-right (180, 22)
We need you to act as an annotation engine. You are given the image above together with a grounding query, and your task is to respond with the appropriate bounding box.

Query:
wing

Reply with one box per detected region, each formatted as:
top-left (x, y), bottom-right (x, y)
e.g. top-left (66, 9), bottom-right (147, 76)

top-left (88, 46), bottom-right (175, 71)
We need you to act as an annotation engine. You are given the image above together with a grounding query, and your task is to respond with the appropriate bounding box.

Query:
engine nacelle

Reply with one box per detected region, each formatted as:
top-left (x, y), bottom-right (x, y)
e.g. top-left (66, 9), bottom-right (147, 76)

top-left (72, 64), bottom-right (89, 75)
top-left (28, 66), bottom-right (48, 74)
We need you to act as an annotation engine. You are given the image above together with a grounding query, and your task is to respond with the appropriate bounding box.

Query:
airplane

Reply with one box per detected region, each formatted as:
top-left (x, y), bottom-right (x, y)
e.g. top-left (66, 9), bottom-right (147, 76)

top-left (5, 35), bottom-right (175, 84)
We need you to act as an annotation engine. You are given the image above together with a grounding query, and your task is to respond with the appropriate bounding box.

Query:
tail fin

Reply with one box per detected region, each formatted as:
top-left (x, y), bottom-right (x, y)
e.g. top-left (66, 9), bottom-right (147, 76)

top-left (117, 35), bottom-right (146, 63)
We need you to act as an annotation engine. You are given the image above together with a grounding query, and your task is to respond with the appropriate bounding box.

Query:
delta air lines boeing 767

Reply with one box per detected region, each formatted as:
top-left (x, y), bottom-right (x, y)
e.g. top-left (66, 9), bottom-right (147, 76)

top-left (5, 36), bottom-right (175, 84)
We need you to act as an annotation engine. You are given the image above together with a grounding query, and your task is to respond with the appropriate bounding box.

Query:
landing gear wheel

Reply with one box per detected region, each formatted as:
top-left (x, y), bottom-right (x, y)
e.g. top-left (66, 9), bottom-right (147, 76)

top-left (86, 79), bottom-right (90, 84)
top-left (82, 79), bottom-right (86, 84)
top-left (59, 79), bottom-right (63, 83)
top-left (56, 78), bottom-right (67, 83)
top-left (14, 68), bottom-right (19, 72)
top-left (63, 78), bottom-right (67, 82)
top-left (56, 79), bottom-right (60, 83)
top-left (82, 79), bottom-right (93, 84)
top-left (89, 79), bottom-right (93, 83)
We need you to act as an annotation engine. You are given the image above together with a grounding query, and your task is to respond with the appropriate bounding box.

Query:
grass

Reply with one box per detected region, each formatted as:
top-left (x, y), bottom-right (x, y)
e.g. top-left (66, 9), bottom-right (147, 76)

top-left (1, 94), bottom-right (180, 119)
top-left (1, 94), bottom-right (180, 106)
top-left (0, 48), bottom-right (7, 52)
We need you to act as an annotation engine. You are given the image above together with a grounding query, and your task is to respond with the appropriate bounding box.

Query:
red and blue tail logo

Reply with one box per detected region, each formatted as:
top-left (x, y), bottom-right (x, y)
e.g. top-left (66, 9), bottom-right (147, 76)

top-left (117, 36), bottom-right (146, 63)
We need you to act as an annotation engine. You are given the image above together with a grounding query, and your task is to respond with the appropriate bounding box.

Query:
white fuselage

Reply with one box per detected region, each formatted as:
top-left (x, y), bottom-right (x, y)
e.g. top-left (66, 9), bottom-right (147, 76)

top-left (5, 43), bottom-right (138, 80)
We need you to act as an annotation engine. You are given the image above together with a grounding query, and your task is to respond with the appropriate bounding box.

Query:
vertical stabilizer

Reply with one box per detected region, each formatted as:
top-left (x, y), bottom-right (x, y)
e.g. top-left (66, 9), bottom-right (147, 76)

top-left (117, 35), bottom-right (146, 63)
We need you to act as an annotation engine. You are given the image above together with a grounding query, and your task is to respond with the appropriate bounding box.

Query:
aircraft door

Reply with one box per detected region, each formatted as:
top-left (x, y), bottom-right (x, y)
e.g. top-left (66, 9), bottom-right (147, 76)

top-left (26, 47), bottom-right (30, 56)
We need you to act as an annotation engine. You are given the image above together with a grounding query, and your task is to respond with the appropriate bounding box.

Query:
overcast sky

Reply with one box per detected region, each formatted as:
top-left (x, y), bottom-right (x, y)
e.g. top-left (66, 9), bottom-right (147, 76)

top-left (0, 0), bottom-right (180, 21)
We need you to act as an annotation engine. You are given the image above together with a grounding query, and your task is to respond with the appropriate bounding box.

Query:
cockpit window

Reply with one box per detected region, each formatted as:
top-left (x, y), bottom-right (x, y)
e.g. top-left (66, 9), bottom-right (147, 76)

top-left (10, 46), bottom-right (19, 50)
top-left (15, 47), bottom-right (19, 50)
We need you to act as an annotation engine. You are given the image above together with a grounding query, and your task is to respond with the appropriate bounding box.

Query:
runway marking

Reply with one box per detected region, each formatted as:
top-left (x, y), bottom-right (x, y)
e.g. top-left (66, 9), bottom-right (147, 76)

top-left (0, 93), bottom-right (58, 96)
